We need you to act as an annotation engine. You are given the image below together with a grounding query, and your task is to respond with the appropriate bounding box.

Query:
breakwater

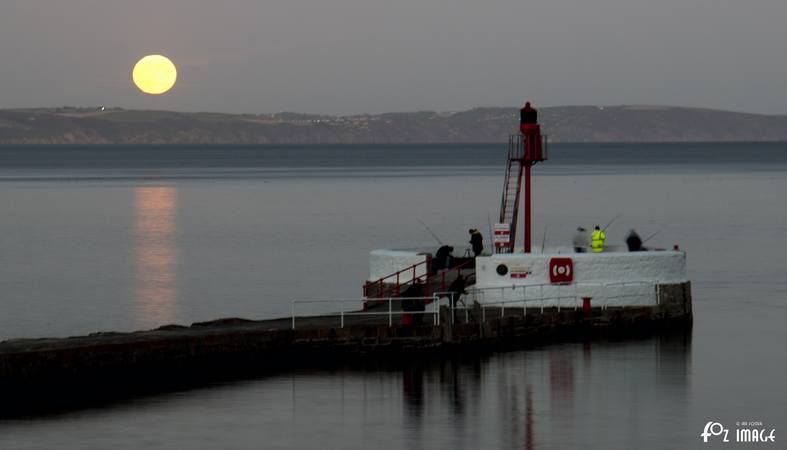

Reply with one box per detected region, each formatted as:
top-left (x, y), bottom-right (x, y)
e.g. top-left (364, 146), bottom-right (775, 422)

top-left (0, 282), bottom-right (690, 416)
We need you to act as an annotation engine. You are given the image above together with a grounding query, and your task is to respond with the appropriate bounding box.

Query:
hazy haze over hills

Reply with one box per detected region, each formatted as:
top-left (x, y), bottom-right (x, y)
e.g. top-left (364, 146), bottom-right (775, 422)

top-left (1, 105), bottom-right (786, 144)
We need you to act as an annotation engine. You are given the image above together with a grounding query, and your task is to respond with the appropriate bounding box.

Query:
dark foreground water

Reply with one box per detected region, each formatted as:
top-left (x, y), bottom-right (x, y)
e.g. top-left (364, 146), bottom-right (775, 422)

top-left (0, 143), bottom-right (785, 449)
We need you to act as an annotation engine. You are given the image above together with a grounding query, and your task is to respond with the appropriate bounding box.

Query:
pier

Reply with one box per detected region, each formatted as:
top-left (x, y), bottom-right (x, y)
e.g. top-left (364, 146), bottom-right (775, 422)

top-left (0, 280), bottom-right (690, 416)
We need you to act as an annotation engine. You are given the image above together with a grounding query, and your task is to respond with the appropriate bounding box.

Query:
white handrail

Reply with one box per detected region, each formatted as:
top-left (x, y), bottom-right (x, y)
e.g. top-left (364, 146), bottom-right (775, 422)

top-left (290, 296), bottom-right (439, 330)
top-left (471, 281), bottom-right (655, 303)
top-left (291, 281), bottom-right (660, 328)
top-left (462, 280), bottom-right (658, 320)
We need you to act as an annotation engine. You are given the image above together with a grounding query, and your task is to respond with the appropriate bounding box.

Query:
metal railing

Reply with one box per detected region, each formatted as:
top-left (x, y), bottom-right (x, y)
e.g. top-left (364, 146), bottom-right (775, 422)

top-left (508, 133), bottom-right (549, 162)
top-left (362, 259), bottom-right (474, 300)
top-left (291, 281), bottom-right (659, 329)
top-left (468, 281), bottom-right (658, 317)
top-left (290, 296), bottom-right (442, 330)
top-left (362, 259), bottom-right (430, 298)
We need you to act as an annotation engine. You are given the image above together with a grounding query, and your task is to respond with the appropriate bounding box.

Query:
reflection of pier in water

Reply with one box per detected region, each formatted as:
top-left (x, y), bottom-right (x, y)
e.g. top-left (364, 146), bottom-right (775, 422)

top-left (134, 186), bottom-right (179, 327)
top-left (388, 331), bottom-right (691, 449)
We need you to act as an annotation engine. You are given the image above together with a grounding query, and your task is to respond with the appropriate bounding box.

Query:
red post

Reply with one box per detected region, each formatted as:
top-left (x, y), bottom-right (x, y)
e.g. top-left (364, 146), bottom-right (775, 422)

top-left (517, 102), bottom-right (543, 254)
top-left (524, 163), bottom-right (532, 253)
top-left (582, 297), bottom-right (592, 312)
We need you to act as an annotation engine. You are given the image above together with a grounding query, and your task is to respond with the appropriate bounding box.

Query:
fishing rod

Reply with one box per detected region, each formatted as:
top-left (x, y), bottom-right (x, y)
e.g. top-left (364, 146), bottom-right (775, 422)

top-left (540, 225), bottom-right (548, 253)
top-left (417, 219), bottom-right (443, 246)
top-left (642, 229), bottom-right (662, 243)
top-left (487, 213), bottom-right (494, 250)
top-left (602, 214), bottom-right (621, 232)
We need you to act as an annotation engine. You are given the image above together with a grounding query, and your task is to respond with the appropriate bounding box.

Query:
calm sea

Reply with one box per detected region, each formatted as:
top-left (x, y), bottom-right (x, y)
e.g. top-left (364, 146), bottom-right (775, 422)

top-left (0, 142), bottom-right (785, 449)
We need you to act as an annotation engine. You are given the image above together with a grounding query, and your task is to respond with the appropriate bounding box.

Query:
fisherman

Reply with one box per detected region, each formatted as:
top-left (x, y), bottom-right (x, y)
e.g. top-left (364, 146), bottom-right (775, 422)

top-left (572, 227), bottom-right (589, 253)
top-left (431, 245), bottom-right (454, 274)
top-left (400, 282), bottom-right (426, 325)
top-left (469, 229), bottom-right (484, 257)
top-left (445, 274), bottom-right (467, 308)
top-left (591, 225), bottom-right (606, 253)
top-left (626, 229), bottom-right (643, 251)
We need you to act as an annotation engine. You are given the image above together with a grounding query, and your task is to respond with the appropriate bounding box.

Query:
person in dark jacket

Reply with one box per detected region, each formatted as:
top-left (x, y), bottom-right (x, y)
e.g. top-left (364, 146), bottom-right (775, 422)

top-left (445, 274), bottom-right (467, 308)
top-left (400, 282), bottom-right (426, 325)
top-left (469, 229), bottom-right (484, 257)
top-left (626, 229), bottom-right (643, 251)
top-left (431, 245), bottom-right (454, 274)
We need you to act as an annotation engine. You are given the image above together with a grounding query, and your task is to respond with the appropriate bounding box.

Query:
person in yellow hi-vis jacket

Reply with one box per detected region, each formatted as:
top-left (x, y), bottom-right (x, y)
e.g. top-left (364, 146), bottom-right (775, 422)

top-left (591, 225), bottom-right (606, 253)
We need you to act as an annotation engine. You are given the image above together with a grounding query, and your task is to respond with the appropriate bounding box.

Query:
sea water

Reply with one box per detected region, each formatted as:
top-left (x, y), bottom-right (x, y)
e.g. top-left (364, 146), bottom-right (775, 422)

top-left (0, 143), bottom-right (785, 449)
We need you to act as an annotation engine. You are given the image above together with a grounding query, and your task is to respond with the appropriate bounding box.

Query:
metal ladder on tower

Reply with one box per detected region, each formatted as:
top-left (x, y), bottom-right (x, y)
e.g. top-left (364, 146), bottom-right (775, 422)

top-left (498, 135), bottom-right (524, 253)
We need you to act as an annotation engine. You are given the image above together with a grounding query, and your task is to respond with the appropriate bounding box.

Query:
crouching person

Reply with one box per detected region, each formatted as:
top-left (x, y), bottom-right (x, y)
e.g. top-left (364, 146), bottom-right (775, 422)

top-left (400, 282), bottom-right (426, 325)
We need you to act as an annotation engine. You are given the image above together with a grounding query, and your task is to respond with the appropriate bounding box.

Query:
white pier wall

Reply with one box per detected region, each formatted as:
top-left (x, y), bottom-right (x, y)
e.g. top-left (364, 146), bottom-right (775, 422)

top-left (473, 251), bottom-right (687, 307)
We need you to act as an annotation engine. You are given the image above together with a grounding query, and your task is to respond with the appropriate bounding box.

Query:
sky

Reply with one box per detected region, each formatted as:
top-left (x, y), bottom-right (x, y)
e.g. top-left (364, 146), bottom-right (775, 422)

top-left (1, 0), bottom-right (786, 115)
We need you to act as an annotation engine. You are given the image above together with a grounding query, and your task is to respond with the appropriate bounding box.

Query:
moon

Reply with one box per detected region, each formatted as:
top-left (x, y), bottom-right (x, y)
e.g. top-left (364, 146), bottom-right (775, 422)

top-left (132, 55), bottom-right (177, 95)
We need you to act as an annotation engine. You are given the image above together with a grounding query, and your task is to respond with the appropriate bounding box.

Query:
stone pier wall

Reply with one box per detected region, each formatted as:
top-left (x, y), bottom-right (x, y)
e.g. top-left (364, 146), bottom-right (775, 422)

top-left (0, 282), bottom-right (691, 415)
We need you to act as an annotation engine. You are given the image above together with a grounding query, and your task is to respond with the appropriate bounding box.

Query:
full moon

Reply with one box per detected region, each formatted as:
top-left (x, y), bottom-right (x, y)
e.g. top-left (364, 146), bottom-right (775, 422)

top-left (132, 55), bottom-right (177, 95)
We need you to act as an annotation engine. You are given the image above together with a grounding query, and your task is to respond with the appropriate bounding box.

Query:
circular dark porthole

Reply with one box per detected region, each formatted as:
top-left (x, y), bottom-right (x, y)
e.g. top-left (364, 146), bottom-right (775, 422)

top-left (496, 264), bottom-right (509, 276)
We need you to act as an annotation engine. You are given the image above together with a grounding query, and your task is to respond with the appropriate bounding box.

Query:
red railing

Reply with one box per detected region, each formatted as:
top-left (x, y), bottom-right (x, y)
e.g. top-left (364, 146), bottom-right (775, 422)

top-left (429, 259), bottom-right (475, 296)
top-left (363, 257), bottom-right (475, 300)
top-left (363, 256), bottom-right (431, 299)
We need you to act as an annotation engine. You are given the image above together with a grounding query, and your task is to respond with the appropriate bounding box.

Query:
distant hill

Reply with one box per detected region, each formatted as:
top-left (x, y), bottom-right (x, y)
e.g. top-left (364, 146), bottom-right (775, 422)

top-left (1, 105), bottom-right (787, 144)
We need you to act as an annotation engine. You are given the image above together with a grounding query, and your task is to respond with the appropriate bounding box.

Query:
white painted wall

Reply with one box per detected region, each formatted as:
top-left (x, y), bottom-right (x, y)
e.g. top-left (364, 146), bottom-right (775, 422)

top-left (472, 251), bottom-right (687, 307)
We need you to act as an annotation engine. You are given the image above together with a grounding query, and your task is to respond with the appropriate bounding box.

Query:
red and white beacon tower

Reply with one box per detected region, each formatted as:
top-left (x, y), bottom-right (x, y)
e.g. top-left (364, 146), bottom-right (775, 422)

top-left (497, 102), bottom-right (547, 254)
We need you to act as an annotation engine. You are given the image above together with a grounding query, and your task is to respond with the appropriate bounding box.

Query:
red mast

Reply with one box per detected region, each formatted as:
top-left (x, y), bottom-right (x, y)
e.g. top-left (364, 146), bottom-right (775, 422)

top-left (497, 102), bottom-right (547, 253)
top-left (519, 102), bottom-right (545, 253)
